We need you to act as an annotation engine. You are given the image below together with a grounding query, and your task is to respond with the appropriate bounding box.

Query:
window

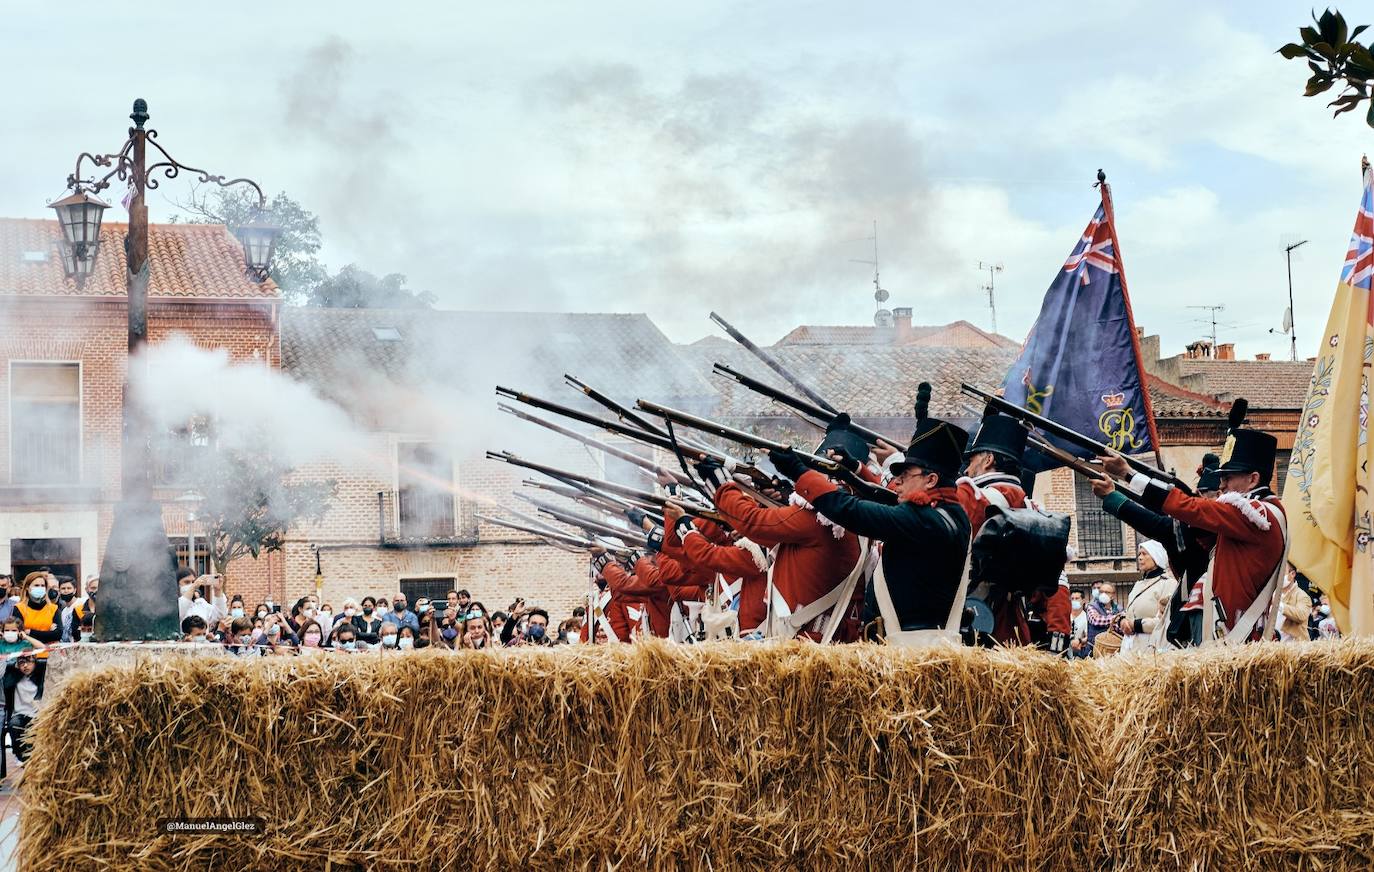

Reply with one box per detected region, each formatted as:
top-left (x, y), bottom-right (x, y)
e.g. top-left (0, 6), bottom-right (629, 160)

top-left (1274, 449), bottom-right (1292, 497)
top-left (168, 536), bottom-right (213, 576)
top-left (10, 363), bottom-right (80, 484)
top-left (400, 577), bottom-right (455, 604)
top-left (155, 416), bottom-right (213, 487)
top-left (371, 327), bottom-right (402, 341)
top-left (1073, 474), bottom-right (1124, 557)
top-left (397, 442), bottom-right (456, 538)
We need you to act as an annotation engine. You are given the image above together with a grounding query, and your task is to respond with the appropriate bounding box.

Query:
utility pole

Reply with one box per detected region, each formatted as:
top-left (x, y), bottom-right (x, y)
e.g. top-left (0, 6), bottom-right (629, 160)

top-left (850, 220), bottom-right (890, 323)
top-left (1284, 239), bottom-right (1308, 361)
top-left (1188, 305), bottom-right (1226, 348)
top-left (977, 261), bottom-right (1004, 334)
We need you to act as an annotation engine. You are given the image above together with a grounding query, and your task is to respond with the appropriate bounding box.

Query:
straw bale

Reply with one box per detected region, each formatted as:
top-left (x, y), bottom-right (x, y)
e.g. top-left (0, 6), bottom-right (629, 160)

top-left (1084, 640), bottom-right (1374, 871)
top-left (18, 642), bottom-right (1096, 871)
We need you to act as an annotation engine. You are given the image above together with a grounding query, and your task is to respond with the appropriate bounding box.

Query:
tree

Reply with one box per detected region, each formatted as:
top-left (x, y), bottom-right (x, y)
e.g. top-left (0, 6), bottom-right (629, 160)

top-left (1279, 9), bottom-right (1374, 126)
top-left (183, 427), bottom-right (336, 580)
top-left (173, 186), bottom-right (326, 304)
top-left (306, 263), bottom-right (436, 309)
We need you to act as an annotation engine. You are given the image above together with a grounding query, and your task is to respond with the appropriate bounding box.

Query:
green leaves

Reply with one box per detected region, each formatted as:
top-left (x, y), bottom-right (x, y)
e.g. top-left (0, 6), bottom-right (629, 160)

top-left (1279, 8), bottom-right (1374, 128)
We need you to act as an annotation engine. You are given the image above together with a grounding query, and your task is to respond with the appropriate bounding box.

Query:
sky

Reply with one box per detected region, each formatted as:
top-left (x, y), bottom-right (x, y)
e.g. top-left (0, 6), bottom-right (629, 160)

top-left (2, 1), bottom-right (1368, 357)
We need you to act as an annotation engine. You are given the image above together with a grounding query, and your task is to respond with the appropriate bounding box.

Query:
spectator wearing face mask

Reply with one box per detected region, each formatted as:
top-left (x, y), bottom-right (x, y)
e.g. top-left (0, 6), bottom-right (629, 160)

top-left (1069, 592), bottom-right (1089, 657)
top-left (431, 611), bottom-right (461, 650)
top-left (502, 606), bottom-right (552, 647)
top-left (15, 572), bottom-right (61, 645)
top-left (1317, 599), bottom-right (1341, 639)
top-left (357, 597), bottom-right (384, 644)
top-left (0, 575), bottom-right (16, 624)
top-left (397, 626), bottom-right (418, 651)
top-left (381, 594), bottom-right (420, 636)
top-left (227, 596), bottom-right (247, 622)
top-left (378, 623), bottom-right (401, 651)
top-left (331, 625), bottom-right (361, 652)
top-left (490, 611), bottom-right (509, 640)
top-left (179, 574), bottom-right (227, 627)
top-left (298, 620), bottom-right (327, 654)
top-left (414, 598), bottom-right (437, 648)
top-left (181, 615), bottom-right (210, 643)
top-left (55, 577), bottom-right (84, 643)
top-left (223, 617), bottom-right (260, 657)
top-left (1276, 565), bottom-right (1313, 643)
top-left (259, 616), bottom-right (296, 655)
top-left (1084, 582), bottom-right (1121, 655)
top-left (0, 617), bottom-right (44, 657)
top-left (4, 654), bottom-right (46, 763)
top-left (334, 599), bottom-right (366, 636)
top-left (78, 575), bottom-right (98, 633)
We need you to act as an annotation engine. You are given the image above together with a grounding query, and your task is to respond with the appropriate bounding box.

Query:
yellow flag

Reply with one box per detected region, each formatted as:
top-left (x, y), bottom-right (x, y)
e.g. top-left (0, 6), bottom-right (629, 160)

top-left (1285, 166), bottom-right (1374, 635)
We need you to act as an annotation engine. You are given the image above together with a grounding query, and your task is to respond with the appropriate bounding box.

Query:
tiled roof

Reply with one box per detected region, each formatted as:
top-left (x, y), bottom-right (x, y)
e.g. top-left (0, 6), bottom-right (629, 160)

top-left (676, 340), bottom-right (1020, 420)
top-left (1145, 375), bottom-right (1226, 419)
top-left (282, 308), bottom-right (717, 429)
top-left (0, 217), bottom-right (278, 299)
top-left (776, 320), bottom-right (1019, 350)
top-left (1174, 359), bottom-right (1313, 409)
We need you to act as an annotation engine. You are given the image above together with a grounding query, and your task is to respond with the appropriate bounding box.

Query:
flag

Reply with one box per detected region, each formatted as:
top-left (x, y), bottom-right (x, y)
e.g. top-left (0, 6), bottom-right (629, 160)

top-left (1001, 182), bottom-right (1160, 469)
top-left (1286, 164), bottom-right (1374, 636)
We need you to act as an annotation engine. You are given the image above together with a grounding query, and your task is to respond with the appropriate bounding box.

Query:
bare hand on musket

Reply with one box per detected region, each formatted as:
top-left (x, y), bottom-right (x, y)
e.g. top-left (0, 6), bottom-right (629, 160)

top-left (655, 468), bottom-right (678, 487)
top-left (588, 546), bottom-right (607, 557)
top-left (1098, 454), bottom-right (1132, 480)
top-left (662, 502), bottom-right (686, 527)
top-left (871, 441), bottom-right (900, 464)
top-left (1090, 476), bottom-right (1115, 498)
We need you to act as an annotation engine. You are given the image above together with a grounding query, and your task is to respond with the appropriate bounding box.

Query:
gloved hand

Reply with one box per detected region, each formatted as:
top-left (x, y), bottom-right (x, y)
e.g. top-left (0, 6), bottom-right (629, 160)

top-left (695, 458), bottom-right (732, 489)
top-left (768, 448), bottom-right (810, 482)
top-left (674, 515), bottom-right (696, 537)
top-left (827, 445), bottom-right (862, 472)
top-left (590, 550), bottom-right (614, 574)
top-left (624, 508), bottom-right (648, 529)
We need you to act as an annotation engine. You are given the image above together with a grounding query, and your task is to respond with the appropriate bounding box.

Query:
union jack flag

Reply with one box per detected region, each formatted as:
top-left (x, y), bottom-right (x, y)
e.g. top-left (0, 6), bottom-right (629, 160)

top-left (1341, 168), bottom-right (1374, 291)
top-left (1062, 205), bottom-right (1119, 286)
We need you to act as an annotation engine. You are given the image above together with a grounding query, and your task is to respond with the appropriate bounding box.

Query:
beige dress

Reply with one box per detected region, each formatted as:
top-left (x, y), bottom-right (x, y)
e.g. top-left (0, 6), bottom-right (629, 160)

top-left (1119, 571), bottom-right (1178, 653)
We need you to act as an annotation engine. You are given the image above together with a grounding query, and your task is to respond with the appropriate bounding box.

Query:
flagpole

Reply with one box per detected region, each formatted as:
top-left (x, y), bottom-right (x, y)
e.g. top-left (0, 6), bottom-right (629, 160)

top-left (1096, 169), bottom-right (1165, 470)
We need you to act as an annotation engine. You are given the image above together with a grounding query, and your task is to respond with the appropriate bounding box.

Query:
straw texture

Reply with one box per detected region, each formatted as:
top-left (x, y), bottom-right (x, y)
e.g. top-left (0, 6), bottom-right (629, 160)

top-left (18, 642), bottom-right (1094, 871)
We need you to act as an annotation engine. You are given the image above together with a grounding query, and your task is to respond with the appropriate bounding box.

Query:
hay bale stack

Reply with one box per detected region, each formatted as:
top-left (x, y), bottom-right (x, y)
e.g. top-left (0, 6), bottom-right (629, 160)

top-left (18, 642), bottom-right (1096, 871)
top-left (1086, 640), bottom-right (1374, 871)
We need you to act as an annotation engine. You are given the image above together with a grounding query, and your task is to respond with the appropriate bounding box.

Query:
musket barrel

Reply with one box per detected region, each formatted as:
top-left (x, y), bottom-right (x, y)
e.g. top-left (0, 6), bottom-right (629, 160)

top-left (712, 362), bottom-right (904, 448)
top-left (709, 312), bottom-right (840, 415)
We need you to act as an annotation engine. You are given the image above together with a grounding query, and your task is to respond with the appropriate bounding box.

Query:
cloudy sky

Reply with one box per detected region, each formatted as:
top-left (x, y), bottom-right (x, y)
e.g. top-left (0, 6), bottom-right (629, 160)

top-left (3, 1), bottom-right (1368, 356)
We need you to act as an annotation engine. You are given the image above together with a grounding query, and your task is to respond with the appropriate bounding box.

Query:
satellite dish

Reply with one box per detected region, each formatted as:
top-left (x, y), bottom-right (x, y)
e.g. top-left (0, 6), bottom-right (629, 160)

top-left (874, 309), bottom-right (894, 327)
top-left (1282, 307), bottom-right (1293, 333)
top-left (874, 287), bottom-right (890, 304)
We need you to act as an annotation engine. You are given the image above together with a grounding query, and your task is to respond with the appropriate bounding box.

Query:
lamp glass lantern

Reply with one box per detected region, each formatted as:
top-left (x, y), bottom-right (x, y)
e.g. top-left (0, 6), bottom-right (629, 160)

top-left (49, 190), bottom-right (110, 286)
top-left (237, 212), bottom-right (281, 282)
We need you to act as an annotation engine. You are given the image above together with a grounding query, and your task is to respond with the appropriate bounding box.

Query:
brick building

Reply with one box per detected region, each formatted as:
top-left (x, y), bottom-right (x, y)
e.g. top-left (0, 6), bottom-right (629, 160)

top-left (0, 218), bottom-right (279, 589)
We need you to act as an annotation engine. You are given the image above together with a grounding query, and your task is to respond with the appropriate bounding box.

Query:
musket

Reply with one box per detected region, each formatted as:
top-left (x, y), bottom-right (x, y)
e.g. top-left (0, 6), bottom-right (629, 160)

top-left (710, 312), bottom-right (840, 416)
top-left (522, 477), bottom-right (665, 526)
top-left (475, 513), bottom-right (633, 556)
top-left (712, 362), bottom-right (905, 449)
top-left (496, 386), bottom-right (763, 482)
top-left (515, 493), bottom-right (642, 541)
top-left (565, 374), bottom-right (670, 439)
top-left (498, 402), bottom-right (694, 488)
top-left (1025, 431), bottom-right (1108, 482)
top-left (959, 383), bottom-right (1189, 490)
top-left (634, 399), bottom-right (897, 504)
top-left (487, 451), bottom-right (726, 523)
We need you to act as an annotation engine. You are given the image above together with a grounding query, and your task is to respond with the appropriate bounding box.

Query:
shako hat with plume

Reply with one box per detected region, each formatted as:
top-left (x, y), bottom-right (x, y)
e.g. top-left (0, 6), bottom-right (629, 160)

top-left (963, 403), bottom-right (1028, 463)
top-left (890, 382), bottom-right (968, 479)
top-left (1213, 398), bottom-right (1277, 484)
top-left (1196, 452), bottom-right (1222, 492)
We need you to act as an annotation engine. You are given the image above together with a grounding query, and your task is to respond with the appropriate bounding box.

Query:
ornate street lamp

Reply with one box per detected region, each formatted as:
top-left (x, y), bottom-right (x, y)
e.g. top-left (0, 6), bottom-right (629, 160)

top-left (57, 98), bottom-right (276, 641)
top-left (48, 190), bottom-right (110, 287)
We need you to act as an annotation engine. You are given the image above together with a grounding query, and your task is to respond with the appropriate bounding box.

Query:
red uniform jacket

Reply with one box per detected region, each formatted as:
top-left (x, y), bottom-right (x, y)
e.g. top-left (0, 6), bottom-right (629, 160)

top-left (662, 518), bottom-right (721, 602)
top-left (954, 473), bottom-right (1071, 641)
top-left (600, 556), bottom-right (697, 639)
top-left (579, 588), bottom-right (634, 643)
top-left (1162, 488), bottom-right (1286, 630)
top-left (680, 527), bottom-right (769, 632)
top-left (712, 482), bottom-right (861, 627)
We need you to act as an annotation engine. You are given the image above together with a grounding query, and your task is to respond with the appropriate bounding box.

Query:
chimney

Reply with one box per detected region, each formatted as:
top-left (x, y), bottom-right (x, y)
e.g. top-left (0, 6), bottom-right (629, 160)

top-left (1255, 353), bottom-right (1271, 361)
top-left (893, 307), bottom-right (913, 345)
top-left (1217, 343), bottom-right (1235, 361)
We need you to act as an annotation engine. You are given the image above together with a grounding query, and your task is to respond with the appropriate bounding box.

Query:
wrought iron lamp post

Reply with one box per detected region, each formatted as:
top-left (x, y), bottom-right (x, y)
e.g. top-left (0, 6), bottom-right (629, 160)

top-left (53, 98), bottom-right (279, 640)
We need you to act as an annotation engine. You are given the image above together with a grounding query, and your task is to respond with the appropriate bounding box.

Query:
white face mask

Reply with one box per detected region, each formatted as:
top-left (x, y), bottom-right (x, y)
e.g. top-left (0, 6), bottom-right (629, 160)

top-left (31, 586), bottom-right (48, 600)
top-left (1097, 592), bottom-right (1112, 605)
top-left (382, 635), bottom-right (398, 648)
top-left (344, 608), bottom-right (355, 617)
top-left (1071, 601), bottom-right (1083, 612)
top-left (2, 631), bottom-right (17, 643)
top-left (1320, 605), bottom-right (1332, 616)
top-left (398, 637), bottom-right (415, 650)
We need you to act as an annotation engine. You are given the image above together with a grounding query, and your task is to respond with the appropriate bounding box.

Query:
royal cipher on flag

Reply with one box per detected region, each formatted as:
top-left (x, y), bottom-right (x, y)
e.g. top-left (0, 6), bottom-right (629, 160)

top-left (1001, 178), bottom-right (1160, 469)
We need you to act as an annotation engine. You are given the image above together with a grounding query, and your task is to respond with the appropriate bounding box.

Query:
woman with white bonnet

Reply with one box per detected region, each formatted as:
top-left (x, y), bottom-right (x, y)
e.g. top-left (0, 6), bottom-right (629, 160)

top-left (1114, 540), bottom-right (1177, 653)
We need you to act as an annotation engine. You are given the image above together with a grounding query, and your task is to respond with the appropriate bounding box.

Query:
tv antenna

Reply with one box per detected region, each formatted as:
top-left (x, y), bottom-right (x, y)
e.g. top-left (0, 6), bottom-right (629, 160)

top-left (977, 261), bottom-right (1004, 334)
top-left (1272, 238), bottom-right (1308, 361)
top-left (1188, 304), bottom-right (1226, 347)
top-left (850, 220), bottom-right (891, 326)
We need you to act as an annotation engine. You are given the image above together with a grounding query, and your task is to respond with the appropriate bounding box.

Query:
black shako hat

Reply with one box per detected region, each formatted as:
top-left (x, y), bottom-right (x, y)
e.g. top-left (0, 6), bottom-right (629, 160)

top-left (964, 413), bottom-right (1028, 462)
top-left (1214, 398), bottom-right (1277, 483)
top-left (1196, 452), bottom-right (1222, 492)
top-left (890, 383), bottom-right (968, 479)
top-left (816, 413), bottom-right (870, 462)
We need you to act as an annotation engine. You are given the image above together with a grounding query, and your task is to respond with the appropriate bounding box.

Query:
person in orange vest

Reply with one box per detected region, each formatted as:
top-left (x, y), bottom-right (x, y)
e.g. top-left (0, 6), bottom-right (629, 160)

top-left (14, 572), bottom-right (60, 644)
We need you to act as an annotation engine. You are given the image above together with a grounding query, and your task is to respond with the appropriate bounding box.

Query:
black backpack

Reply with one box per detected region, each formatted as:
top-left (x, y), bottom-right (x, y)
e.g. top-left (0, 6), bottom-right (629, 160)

top-left (970, 505), bottom-right (1071, 597)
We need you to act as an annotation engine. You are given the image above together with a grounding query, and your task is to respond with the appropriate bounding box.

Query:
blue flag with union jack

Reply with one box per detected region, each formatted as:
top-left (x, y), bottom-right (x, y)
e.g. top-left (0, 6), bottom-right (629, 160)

top-left (1001, 190), bottom-right (1159, 469)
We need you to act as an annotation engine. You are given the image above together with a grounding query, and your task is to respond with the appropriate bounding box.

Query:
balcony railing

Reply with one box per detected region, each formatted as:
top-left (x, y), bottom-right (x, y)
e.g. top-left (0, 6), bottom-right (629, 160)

top-left (377, 490), bottom-right (478, 547)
